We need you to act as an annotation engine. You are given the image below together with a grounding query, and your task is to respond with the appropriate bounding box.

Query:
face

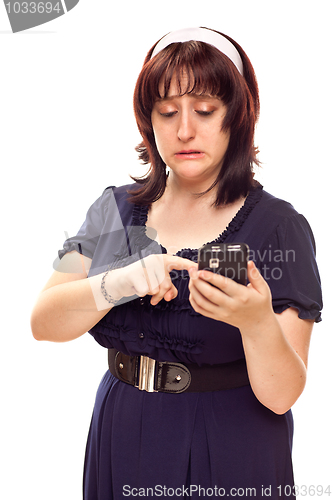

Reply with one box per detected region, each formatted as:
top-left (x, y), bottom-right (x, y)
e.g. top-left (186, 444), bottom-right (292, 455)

top-left (151, 74), bottom-right (230, 189)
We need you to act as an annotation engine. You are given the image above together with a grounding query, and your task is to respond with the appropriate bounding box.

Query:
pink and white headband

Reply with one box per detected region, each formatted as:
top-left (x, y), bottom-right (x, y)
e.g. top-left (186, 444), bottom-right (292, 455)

top-left (151, 27), bottom-right (244, 76)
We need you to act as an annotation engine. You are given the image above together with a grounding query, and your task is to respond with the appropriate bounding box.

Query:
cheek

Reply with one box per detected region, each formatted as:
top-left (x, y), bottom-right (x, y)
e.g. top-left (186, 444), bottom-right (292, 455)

top-left (152, 124), bottom-right (172, 160)
top-left (207, 129), bottom-right (230, 164)
top-left (217, 129), bottom-right (230, 153)
top-left (152, 127), bottom-right (163, 152)
top-left (152, 132), bottom-right (168, 164)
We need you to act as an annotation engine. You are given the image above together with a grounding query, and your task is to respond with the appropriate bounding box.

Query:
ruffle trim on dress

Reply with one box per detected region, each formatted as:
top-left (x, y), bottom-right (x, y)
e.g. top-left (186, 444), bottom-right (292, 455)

top-left (150, 296), bottom-right (200, 315)
top-left (89, 321), bottom-right (204, 354)
top-left (152, 332), bottom-right (204, 353)
top-left (221, 184), bottom-right (264, 238)
top-left (132, 203), bottom-right (149, 227)
top-left (273, 301), bottom-right (322, 323)
top-left (131, 184), bottom-right (264, 259)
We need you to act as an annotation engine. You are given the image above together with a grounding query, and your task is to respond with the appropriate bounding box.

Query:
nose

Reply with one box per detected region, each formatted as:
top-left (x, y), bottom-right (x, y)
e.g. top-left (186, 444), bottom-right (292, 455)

top-left (177, 110), bottom-right (195, 143)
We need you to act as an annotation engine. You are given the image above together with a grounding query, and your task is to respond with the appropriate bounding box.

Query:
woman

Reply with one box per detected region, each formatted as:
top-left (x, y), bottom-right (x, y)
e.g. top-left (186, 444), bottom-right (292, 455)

top-left (31, 28), bottom-right (322, 499)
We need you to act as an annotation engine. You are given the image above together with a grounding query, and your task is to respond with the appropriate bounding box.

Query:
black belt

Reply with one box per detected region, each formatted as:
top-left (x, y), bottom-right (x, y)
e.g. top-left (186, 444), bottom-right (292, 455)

top-left (108, 349), bottom-right (250, 394)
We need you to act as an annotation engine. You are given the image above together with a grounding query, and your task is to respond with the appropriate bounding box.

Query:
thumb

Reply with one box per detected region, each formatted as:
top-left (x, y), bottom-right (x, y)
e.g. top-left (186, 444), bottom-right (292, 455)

top-left (247, 261), bottom-right (266, 292)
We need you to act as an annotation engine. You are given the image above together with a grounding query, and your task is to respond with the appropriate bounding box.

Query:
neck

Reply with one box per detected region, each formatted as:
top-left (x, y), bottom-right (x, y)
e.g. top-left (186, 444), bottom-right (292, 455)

top-left (165, 171), bottom-right (218, 206)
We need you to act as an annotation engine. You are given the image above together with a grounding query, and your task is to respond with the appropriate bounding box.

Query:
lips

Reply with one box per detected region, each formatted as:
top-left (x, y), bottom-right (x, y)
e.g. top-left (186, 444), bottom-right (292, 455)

top-left (177, 150), bottom-right (201, 154)
top-left (175, 150), bottom-right (205, 159)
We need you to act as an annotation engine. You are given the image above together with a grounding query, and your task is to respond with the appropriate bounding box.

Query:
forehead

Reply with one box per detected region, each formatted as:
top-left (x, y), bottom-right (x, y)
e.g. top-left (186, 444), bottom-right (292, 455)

top-left (155, 93), bottom-right (218, 103)
top-left (157, 68), bottom-right (216, 100)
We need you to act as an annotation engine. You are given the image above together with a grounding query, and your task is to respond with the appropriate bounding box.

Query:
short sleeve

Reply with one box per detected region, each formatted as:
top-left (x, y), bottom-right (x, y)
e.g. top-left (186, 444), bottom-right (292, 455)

top-left (58, 187), bottom-right (114, 261)
top-left (56, 184), bottom-right (162, 278)
top-left (256, 214), bottom-right (322, 322)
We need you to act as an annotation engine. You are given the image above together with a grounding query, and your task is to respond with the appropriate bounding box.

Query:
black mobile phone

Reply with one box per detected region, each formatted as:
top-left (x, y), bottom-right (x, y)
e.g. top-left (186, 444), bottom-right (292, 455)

top-left (198, 243), bottom-right (249, 285)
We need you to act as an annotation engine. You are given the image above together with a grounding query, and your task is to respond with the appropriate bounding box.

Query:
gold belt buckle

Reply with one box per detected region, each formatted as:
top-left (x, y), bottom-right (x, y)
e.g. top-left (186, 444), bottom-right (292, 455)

top-left (136, 355), bottom-right (157, 392)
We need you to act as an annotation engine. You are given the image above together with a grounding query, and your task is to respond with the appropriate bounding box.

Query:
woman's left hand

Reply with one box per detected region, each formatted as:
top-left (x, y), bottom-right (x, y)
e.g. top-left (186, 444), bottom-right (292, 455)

top-left (189, 261), bottom-right (274, 332)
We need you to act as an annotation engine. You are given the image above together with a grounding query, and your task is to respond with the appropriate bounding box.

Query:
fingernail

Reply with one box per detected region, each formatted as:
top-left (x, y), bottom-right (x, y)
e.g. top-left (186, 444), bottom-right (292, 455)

top-left (189, 267), bottom-right (198, 278)
top-left (198, 270), bottom-right (208, 279)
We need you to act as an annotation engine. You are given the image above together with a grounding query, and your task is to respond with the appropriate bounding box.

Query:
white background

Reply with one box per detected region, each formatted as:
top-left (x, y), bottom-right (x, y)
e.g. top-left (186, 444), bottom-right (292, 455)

top-left (0, 1), bottom-right (331, 498)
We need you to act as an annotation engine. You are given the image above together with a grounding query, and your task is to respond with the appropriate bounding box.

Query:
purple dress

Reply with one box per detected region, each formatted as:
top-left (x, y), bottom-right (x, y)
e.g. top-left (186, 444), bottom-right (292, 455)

top-left (59, 183), bottom-right (322, 499)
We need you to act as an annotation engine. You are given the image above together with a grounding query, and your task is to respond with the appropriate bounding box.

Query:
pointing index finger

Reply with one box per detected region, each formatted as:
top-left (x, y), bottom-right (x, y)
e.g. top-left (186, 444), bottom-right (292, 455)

top-left (167, 256), bottom-right (198, 272)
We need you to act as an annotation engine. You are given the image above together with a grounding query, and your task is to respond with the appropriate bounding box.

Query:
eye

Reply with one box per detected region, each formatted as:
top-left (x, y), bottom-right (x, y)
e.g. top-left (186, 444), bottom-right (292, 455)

top-left (160, 111), bottom-right (177, 118)
top-left (196, 110), bottom-right (214, 116)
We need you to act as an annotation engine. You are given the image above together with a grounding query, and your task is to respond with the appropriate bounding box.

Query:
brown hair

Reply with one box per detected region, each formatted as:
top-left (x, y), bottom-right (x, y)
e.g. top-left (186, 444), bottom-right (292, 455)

top-left (129, 28), bottom-right (260, 206)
